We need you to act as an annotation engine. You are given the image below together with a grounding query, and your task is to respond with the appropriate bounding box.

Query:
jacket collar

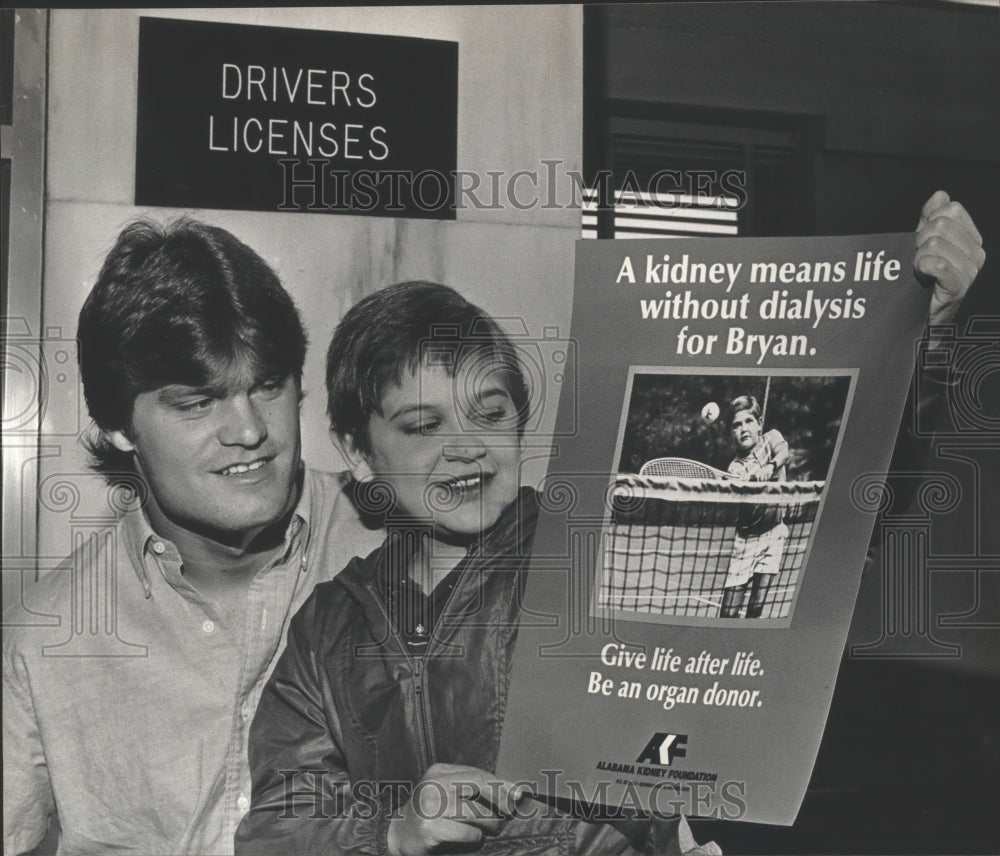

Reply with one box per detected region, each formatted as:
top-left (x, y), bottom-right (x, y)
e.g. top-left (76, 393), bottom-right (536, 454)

top-left (336, 486), bottom-right (539, 601)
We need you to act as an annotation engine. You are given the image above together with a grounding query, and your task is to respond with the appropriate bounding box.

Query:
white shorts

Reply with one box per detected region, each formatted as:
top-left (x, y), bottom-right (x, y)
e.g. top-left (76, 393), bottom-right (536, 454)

top-left (725, 522), bottom-right (789, 588)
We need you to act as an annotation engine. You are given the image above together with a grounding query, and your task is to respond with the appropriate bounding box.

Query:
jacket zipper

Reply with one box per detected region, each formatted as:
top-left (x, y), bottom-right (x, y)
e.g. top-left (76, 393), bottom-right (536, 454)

top-left (364, 538), bottom-right (489, 774)
top-left (366, 584), bottom-right (436, 770)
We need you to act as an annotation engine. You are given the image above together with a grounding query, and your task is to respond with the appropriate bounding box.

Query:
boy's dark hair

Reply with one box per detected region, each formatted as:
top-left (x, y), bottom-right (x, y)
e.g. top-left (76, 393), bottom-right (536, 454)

top-left (728, 395), bottom-right (762, 424)
top-left (325, 281), bottom-right (530, 455)
top-left (77, 218), bottom-right (307, 479)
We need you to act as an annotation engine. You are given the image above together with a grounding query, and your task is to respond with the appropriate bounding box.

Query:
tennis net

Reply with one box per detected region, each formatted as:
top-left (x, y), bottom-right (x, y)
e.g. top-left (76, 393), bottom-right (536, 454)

top-left (597, 474), bottom-right (825, 619)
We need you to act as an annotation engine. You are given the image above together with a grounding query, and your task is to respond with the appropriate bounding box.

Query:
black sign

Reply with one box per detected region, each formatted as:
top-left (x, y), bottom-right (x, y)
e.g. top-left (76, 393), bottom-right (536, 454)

top-left (136, 17), bottom-right (458, 219)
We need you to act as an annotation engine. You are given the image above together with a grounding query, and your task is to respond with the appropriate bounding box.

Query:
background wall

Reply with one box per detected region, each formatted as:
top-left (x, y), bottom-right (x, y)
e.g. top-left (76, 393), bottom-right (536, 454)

top-left (34, 5), bottom-right (583, 560)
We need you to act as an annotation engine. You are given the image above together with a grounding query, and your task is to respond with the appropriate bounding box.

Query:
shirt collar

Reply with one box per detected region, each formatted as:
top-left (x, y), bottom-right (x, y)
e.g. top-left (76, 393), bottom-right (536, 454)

top-left (120, 464), bottom-right (313, 595)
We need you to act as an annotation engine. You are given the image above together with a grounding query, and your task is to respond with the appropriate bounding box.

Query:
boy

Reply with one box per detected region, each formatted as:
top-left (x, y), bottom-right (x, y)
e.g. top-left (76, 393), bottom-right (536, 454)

top-left (235, 282), bottom-right (716, 855)
top-left (719, 395), bottom-right (789, 619)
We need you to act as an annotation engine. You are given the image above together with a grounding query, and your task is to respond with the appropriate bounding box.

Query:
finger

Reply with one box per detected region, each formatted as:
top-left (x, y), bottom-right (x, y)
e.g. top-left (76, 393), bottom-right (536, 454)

top-left (417, 766), bottom-right (525, 823)
top-left (916, 254), bottom-right (976, 300)
top-left (917, 190), bottom-right (950, 230)
top-left (439, 768), bottom-right (527, 815)
top-left (916, 205), bottom-right (984, 252)
top-left (448, 778), bottom-right (503, 823)
top-left (928, 286), bottom-right (962, 328)
top-left (916, 249), bottom-right (979, 329)
top-left (935, 201), bottom-right (982, 246)
top-left (915, 254), bottom-right (974, 300)
top-left (459, 813), bottom-right (506, 836)
top-left (424, 818), bottom-right (485, 848)
top-left (914, 237), bottom-right (984, 291)
top-left (425, 762), bottom-right (478, 776)
top-left (389, 810), bottom-right (486, 856)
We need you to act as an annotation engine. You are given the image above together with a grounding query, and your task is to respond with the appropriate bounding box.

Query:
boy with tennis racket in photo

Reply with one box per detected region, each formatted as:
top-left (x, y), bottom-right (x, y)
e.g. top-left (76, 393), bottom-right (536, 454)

top-left (719, 394), bottom-right (790, 618)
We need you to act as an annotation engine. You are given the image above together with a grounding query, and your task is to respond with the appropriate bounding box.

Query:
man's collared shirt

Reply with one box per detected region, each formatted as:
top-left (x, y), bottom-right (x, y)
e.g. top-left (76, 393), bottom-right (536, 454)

top-left (3, 468), bottom-right (384, 856)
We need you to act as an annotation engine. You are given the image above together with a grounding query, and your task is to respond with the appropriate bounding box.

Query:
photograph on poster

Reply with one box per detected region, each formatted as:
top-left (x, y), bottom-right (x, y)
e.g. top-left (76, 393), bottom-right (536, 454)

top-left (596, 370), bottom-right (852, 624)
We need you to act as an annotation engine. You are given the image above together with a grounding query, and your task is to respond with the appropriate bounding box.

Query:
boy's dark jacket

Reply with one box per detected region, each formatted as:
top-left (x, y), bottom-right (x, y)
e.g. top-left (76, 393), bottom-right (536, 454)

top-left (235, 487), bottom-right (715, 856)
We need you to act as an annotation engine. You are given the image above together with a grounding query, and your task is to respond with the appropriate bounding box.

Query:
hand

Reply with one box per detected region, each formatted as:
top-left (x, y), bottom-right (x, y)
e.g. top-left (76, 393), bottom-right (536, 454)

top-left (387, 764), bottom-right (526, 856)
top-left (914, 190), bottom-right (986, 329)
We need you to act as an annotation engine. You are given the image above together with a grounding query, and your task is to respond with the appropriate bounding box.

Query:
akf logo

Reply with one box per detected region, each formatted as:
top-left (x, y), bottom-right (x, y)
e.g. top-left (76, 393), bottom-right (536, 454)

top-left (635, 732), bottom-right (688, 766)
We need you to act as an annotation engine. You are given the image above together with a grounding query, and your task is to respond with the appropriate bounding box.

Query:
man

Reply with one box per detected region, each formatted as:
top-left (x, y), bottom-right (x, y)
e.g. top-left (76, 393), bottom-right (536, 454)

top-left (2, 219), bottom-right (384, 855)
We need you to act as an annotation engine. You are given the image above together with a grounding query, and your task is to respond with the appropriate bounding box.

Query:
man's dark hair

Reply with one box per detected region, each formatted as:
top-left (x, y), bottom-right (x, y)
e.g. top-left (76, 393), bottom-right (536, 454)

top-left (325, 280), bottom-right (530, 455)
top-left (728, 394), bottom-right (762, 424)
top-left (77, 218), bottom-right (307, 478)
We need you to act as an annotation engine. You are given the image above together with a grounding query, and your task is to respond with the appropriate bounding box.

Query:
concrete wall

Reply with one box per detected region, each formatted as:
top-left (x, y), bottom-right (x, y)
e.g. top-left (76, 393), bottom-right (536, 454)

top-left (36, 6), bottom-right (583, 558)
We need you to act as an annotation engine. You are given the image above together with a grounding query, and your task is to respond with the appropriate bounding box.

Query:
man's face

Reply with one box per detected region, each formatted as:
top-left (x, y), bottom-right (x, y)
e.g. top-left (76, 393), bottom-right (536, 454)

top-left (731, 408), bottom-right (762, 453)
top-left (113, 367), bottom-right (302, 546)
top-left (359, 360), bottom-right (523, 543)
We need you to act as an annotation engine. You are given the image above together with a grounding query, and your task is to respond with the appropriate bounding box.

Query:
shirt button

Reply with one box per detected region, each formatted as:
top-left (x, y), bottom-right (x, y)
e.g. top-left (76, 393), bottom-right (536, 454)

top-left (241, 701), bottom-right (249, 721)
top-left (237, 793), bottom-right (250, 812)
top-left (202, 620), bottom-right (215, 634)
top-left (151, 540), bottom-right (166, 555)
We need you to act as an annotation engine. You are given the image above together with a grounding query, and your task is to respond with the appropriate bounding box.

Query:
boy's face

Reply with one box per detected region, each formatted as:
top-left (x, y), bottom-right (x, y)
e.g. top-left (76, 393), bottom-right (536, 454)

top-left (731, 408), bottom-right (762, 453)
top-left (361, 360), bottom-right (523, 542)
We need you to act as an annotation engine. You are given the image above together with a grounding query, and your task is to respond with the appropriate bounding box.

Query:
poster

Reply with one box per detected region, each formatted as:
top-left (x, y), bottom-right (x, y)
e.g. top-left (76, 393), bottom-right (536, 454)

top-left (497, 232), bottom-right (930, 825)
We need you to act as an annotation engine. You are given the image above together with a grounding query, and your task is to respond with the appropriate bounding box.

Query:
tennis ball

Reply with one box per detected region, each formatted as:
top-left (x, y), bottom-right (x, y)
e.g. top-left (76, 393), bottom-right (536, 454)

top-left (701, 402), bottom-right (720, 424)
